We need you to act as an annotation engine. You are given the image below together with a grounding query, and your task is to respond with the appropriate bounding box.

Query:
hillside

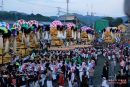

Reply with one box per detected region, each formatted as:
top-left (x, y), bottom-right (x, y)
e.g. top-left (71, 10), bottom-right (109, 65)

top-left (0, 11), bottom-right (52, 22)
top-left (0, 11), bottom-right (128, 24)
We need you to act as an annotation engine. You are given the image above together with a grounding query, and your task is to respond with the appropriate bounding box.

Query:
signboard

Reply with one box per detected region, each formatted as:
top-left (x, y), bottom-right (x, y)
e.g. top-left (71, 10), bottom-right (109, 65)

top-left (66, 16), bottom-right (75, 20)
top-left (94, 19), bottom-right (109, 33)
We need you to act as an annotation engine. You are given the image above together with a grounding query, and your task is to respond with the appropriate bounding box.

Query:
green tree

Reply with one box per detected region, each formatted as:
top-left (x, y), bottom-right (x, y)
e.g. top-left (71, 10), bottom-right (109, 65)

top-left (113, 17), bottom-right (123, 27)
top-left (102, 17), bottom-right (114, 26)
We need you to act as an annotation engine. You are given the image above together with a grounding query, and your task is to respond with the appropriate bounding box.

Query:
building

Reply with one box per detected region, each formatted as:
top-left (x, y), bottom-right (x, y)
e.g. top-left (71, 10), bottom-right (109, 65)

top-left (58, 14), bottom-right (85, 26)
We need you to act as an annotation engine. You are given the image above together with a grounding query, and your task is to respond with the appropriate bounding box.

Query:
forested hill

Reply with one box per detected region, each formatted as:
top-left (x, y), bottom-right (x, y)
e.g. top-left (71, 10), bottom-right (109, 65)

top-left (0, 11), bottom-right (52, 22)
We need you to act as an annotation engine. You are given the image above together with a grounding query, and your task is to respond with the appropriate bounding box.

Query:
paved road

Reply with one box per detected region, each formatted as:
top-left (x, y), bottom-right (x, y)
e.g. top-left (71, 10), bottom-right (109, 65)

top-left (93, 54), bottom-right (120, 87)
top-left (93, 55), bottom-right (106, 87)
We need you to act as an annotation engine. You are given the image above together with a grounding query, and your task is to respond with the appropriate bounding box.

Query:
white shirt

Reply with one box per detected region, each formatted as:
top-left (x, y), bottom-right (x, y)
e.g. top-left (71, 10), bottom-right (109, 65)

top-left (102, 80), bottom-right (109, 87)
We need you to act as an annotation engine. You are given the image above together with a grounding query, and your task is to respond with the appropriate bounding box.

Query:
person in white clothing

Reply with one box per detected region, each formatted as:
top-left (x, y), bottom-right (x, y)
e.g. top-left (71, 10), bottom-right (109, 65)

top-left (79, 64), bottom-right (83, 82)
top-left (101, 77), bottom-right (109, 87)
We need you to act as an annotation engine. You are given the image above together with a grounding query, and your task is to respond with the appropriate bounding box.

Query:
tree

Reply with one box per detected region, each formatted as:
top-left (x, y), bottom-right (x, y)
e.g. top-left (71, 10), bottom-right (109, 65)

top-left (124, 19), bottom-right (129, 23)
top-left (102, 17), bottom-right (114, 26)
top-left (113, 17), bottom-right (123, 27)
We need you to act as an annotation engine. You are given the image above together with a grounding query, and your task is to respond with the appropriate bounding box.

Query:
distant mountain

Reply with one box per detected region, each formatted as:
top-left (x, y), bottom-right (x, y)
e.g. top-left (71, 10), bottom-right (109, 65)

top-left (50, 16), bottom-right (58, 21)
top-left (0, 11), bottom-right (52, 22)
top-left (2, 11), bottom-right (126, 24)
top-left (72, 13), bottom-right (101, 25)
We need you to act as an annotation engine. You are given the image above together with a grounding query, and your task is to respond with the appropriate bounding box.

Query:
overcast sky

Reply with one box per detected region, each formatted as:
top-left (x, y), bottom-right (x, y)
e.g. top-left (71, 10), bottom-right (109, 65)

top-left (2, 0), bottom-right (125, 17)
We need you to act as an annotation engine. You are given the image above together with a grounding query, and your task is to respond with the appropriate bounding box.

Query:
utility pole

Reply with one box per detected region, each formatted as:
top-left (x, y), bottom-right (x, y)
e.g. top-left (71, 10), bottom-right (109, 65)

top-left (91, 12), bottom-right (96, 28)
top-left (86, 12), bottom-right (89, 26)
top-left (0, 0), bottom-right (4, 11)
top-left (66, 0), bottom-right (69, 15)
top-left (65, 0), bottom-right (69, 24)
top-left (86, 4), bottom-right (89, 26)
top-left (57, 7), bottom-right (61, 17)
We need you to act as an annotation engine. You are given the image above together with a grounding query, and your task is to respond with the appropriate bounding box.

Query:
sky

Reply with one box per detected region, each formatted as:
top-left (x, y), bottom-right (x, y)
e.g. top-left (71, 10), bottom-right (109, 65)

top-left (2, 0), bottom-right (125, 17)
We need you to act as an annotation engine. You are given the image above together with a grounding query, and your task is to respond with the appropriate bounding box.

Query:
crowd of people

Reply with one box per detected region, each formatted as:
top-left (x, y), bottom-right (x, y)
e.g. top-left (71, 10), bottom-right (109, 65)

top-left (102, 44), bottom-right (130, 87)
top-left (0, 43), bottom-right (130, 87)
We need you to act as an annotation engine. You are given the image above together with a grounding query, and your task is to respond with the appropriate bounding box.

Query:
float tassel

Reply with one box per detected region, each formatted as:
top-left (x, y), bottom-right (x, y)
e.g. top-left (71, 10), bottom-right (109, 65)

top-left (4, 38), bottom-right (9, 53)
top-left (13, 37), bottom-right (17, 53)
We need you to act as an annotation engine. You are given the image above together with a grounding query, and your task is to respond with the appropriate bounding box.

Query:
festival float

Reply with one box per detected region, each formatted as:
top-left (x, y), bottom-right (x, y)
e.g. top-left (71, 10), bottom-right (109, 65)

top-left (50, 20), bottom-right (64, 46)
top-left (112, 27), bottom-right (121, 42)
top-left (81, 26), bottom-right (89, 43)
top-left (28, 20), bottom-right (39, 48)
top-left (86, 27), bottom-right (95, 42)
top-left (66, 23), bottom-right (76, 45)
top-left (102, 27), bottom-right (121, 43)
top-left (81, 26), bottom-right (94, 44)
top-left (13, 19), bottom-right (31, 56)
top-left (0, 22), bottom-right (11, 63)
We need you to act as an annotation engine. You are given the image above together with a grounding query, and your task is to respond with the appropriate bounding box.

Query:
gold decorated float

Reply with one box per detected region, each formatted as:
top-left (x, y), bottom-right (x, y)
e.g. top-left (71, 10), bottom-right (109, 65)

top-left (50, 20), bottom-right (64, 46)
top-left (80, 26), bottom-right (94, 43)
top-left (102, 27), bottom-right (121, 43)
top-left (0, 22), bottom-right (12, 63)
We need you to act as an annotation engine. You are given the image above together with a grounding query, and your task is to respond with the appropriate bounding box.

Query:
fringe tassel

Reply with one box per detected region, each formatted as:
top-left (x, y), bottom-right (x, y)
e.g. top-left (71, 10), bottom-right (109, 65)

top-left (42, 32), bottom-right (44, 40)
top-left (4, 38), bottom-right (9, 53)
top-left (34, 34), bottom-right (38, 45)
top-left (22, 33), bottom-right (25, 44)
top-left (13, 37), bottom-right (17, 53)
top-left (111, 32), bottom-right (114, 39)
top-left (26, 35), bottom-right (30, 47)
top-left (72, 30), bottom-right (74, 38)
top-left (0, 35), bottom-right (3, 49)
top-left (102, 32), bottom-right (104, 39)
top-left (78, 32), bottom-right (80, 39)
top-left (36, 32), bottom-right (40, 41)
top-left (63, 31), bottom-right (66, 39)
top-left (74, 31), bottom-right (76, 40)
top-left (88, 34), bottom-right (91, 40)
top-left (44, 31), bottom-right (48, 40)
top-left (57, 31), bottom-right (60, 38)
